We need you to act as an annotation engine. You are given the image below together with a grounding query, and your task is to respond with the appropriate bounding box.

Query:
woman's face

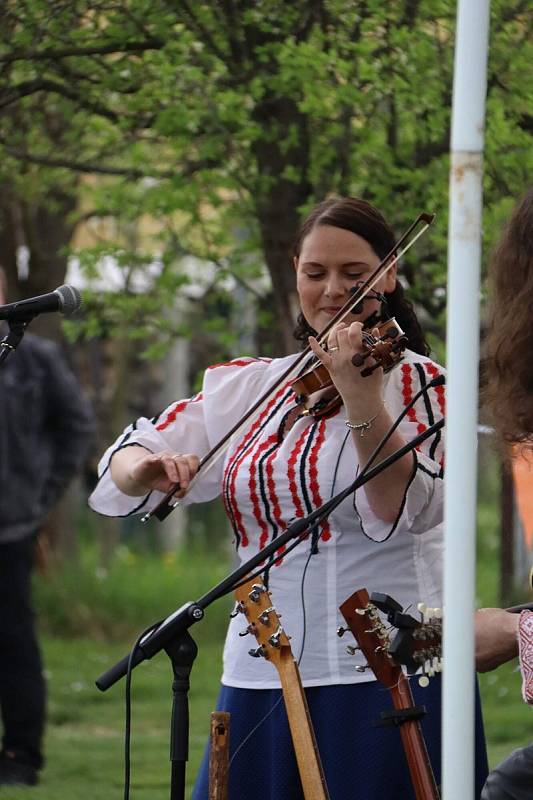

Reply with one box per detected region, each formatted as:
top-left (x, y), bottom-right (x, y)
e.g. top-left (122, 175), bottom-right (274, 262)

top-left (294, 224), bottom-right (397, 333)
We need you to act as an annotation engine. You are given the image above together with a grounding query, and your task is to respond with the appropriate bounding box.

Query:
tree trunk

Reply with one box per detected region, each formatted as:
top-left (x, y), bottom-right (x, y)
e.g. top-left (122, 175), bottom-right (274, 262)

top-left (252, 96), bottom-right (312, 356)
top-left (0, 186), bottom-right (78, 342)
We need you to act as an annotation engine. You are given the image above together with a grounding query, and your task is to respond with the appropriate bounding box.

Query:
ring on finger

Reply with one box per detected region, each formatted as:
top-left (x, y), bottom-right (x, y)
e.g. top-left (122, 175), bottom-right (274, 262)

top-left (328, 345), bottom-right (340, 353)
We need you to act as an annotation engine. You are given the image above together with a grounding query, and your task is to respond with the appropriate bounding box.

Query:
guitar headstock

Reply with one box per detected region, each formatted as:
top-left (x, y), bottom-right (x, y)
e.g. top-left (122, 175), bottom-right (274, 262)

top-left (338, 588), bottom-right (401, 687)
top-left (233, 578), bottom-right (291, 668)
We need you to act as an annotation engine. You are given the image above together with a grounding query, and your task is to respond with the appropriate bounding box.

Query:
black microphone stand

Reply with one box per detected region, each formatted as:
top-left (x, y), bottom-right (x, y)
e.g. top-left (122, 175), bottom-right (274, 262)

top-left (96, 418), bottom-right (444, 800)
top-left (0, 318), bottom-right (31, 367)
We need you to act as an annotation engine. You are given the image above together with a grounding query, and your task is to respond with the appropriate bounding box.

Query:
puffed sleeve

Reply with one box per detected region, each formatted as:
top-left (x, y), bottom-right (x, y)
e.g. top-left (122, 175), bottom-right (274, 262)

top-left (353, 356), bottom-right (445, 542)
top-left (88, 357), bottom-right (271, 517)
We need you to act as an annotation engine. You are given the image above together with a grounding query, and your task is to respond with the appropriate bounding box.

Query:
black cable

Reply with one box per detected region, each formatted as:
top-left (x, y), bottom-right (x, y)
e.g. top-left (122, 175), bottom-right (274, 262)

top-left (301, 375), bottom-right (445, 535)
top-left (123, 620), bottom-right (162, 800)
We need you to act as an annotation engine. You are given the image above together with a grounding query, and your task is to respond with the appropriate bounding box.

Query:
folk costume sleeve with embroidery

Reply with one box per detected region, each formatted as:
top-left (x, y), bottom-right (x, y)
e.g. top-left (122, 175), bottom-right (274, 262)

top-left (353, 356), bottom-right (445, 542)
top-left (88, 358), bottom-right (271, 517)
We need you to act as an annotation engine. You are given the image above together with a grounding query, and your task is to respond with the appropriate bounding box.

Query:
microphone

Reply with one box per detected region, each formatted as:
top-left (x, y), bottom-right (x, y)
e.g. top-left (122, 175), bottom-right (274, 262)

top-left (349, 284), bottom-right (387, 316)
top-left (0, 285), bottom-right (82, 321)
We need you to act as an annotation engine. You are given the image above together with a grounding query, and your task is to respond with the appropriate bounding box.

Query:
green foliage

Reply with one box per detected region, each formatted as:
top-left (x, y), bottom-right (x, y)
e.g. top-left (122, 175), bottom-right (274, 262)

top-left (0, 1), bottom-right (531, 356)
top-left (34, 538), bottom-right (233, 641)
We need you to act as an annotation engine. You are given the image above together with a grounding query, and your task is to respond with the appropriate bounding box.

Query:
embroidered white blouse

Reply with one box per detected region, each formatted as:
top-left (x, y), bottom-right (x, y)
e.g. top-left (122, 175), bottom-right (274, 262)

top-left (90, 350), bottom-right (445, 689)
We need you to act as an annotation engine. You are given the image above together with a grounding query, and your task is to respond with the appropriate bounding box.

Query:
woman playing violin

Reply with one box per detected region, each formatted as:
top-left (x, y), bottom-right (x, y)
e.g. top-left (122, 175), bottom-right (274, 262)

top-left (90, 197), bottom-right (488, 799)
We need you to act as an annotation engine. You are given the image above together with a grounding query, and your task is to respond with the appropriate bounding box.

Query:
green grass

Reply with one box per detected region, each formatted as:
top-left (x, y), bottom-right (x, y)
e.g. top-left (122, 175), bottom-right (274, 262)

top-left (2, 635), bottom-right (224, 799)
top-left (4, 529), bottom-right (232, 799)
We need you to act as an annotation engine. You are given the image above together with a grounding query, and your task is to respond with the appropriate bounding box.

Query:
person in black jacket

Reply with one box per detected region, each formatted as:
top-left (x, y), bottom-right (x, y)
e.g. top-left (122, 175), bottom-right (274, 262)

top-left (0, 267), bottom-right (95, 787)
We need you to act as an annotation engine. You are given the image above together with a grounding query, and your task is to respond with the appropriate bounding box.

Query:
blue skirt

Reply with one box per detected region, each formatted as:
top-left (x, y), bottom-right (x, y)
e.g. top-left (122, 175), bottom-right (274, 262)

top-left (192, 676), bottom-right (488, 800)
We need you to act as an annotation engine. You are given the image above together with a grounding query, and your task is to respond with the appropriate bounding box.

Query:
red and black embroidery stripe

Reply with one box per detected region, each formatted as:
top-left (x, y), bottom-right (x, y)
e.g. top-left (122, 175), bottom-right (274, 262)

top-left (414, 362), bottom-right (441, 463)
top-left (222, 385), bottom-right (293, 548)
top-left (153, 393), bottom-right (203, 431)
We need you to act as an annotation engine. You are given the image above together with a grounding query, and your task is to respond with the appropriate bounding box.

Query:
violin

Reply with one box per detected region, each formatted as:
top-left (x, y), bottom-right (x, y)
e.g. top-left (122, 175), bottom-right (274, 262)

top-left (291, 316), bottom-right (408, 419)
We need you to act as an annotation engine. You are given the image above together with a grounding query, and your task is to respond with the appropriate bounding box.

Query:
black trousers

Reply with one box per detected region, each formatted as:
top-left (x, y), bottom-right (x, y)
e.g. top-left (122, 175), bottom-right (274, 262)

top-left (0, 536), bottom-right (45, 769)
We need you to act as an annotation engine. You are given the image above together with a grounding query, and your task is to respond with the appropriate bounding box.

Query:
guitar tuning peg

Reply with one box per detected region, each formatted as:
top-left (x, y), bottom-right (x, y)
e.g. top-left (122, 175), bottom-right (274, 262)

top-left (230, 601), bottom-right (244, 618)
top-left (417, 602), bottom-right (428, 620)
top-left (355, 664), bottom-right (370, 673)
top-left (258, 607), bottom-right (274, 625)
top-left (248, 645), bottom-right (268, 659)
top-left (345, 645), bottom-right (360, 656)
top-left (433, 607), bottom-right (443, 619)
top-left (249, 584), bottom-right (267, 603)
top-left (238, 623), bottom-right (256, 637)
top-left (268, 626), bottom-right (283, 648)
top-left (337, 626), bottom-right (347, 637)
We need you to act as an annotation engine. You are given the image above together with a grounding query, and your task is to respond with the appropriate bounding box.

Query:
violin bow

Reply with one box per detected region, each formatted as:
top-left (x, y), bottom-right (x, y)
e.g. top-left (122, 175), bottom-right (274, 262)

top-left (142, 212), bottom-right (435, 523)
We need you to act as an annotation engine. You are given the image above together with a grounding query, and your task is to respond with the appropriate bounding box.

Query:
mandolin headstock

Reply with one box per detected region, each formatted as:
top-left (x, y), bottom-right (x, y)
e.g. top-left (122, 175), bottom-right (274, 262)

top-left (388, 602), bottom-right (442, 684)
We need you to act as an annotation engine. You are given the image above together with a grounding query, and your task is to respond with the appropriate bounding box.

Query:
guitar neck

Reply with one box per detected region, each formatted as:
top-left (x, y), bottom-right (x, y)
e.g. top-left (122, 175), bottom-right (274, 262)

top-left (276, 649), bottom-right (331, 800)
top-left (390, 676), bottom-right (440, 800)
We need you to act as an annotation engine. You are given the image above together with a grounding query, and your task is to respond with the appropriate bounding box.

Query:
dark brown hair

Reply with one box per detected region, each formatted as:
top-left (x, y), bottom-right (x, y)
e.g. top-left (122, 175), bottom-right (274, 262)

top-left (483, 188), bottom-right (533, 447)
top-left (292, 196), bottom-right (430, 356)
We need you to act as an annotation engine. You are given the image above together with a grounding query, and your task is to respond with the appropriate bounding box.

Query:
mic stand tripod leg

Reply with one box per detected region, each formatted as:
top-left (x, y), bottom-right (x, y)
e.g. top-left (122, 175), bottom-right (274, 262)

top-left (165, 631), bottom-right (198, 800)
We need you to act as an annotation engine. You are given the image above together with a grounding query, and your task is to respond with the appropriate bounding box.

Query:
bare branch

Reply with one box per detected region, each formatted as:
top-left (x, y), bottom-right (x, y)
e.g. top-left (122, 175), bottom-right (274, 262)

top-left (0, 137), bottom-right (220, 181)
top-left (0, 78), bottom-right (120, 122)
top-left (0, 38), bottom-right (165, 65)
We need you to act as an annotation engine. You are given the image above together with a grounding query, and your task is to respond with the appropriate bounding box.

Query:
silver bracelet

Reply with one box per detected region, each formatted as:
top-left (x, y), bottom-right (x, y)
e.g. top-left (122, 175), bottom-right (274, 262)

top-left (345, 403), bottom-right (385, 436)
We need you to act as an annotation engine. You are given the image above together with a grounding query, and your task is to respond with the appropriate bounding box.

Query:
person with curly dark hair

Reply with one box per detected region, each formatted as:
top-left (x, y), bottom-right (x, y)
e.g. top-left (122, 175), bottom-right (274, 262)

top-left (90, 197), bottom-right (489, 799)
top-left (477, 188), bottom-right (533, 800)
top-left (483, 188), bottom-right (533, 447)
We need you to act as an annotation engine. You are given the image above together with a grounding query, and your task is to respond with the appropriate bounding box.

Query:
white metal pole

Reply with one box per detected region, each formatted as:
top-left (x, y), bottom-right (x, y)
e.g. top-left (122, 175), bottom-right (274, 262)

top-left (443, 1), bottom-right (490, 798)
